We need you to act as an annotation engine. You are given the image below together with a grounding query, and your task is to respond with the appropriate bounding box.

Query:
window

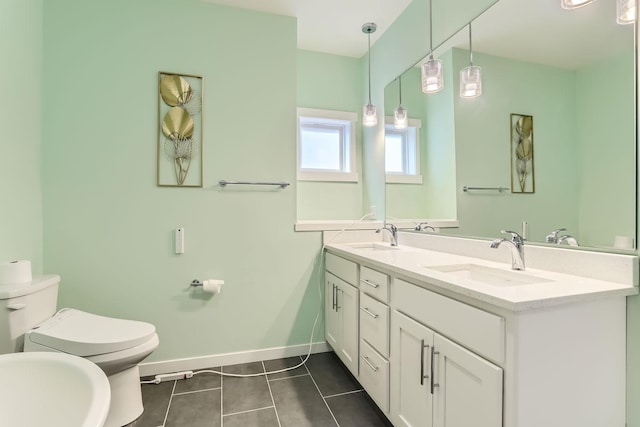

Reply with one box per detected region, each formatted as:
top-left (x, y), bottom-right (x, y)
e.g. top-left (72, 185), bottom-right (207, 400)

top-left (297, 108), bottom-right (358, 182)
top-left (384, 118), bottom-right (422, 184)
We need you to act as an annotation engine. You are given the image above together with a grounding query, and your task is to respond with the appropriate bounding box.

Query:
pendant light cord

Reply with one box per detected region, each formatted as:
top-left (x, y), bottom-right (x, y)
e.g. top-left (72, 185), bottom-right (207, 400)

top-left (468, 22), bottom-right (474, 66)
top-left (398, 76), bottom-right (402, 105)
top-left (429, 0), bottom-right (434, 58)
top-left (367, 31), bottom-right (372, 104)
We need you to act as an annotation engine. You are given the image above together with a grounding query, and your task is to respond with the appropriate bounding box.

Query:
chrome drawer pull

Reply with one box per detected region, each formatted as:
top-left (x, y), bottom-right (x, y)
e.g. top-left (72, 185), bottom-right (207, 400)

top-left (361, 355), bottom-right (379, 372)
top-left (420, 340), bottom-right (429, 386)
top-left (360, 307), bottom-right (379, 319)
top-left (360, 279), bottom-right (380, 289)
top-left (431, 347), bottom-right (440, 394)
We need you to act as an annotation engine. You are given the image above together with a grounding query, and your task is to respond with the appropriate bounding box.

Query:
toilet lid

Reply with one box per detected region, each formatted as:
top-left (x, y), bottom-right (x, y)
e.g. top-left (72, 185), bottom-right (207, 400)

top-left (28, 308), bottom-right (157, 356)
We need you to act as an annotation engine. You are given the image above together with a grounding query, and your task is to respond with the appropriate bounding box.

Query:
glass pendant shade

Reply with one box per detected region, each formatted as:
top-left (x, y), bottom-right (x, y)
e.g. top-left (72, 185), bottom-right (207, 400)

top-left (560, 0), bottom-right (593, 9)
top-left (617, 0), bottom-right (635, 24)
top-left (363, 103), bottom-right (377, 127)
top-left (422, 58), bottom-right (444, 93)
top-left (460, 66), bottom-right (482, 98)
top-left (394, 106), bottom-right (408, 129)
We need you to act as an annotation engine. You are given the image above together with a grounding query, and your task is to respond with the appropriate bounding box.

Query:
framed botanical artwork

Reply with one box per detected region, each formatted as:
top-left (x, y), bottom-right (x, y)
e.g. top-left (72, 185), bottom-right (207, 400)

top-left (510, 113), bottom-right (534, 193)
top-left (157, 72), bottom-right (203, 187)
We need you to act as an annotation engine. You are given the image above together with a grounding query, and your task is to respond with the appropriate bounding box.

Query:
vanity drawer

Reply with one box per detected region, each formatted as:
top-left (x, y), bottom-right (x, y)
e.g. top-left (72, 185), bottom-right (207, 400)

top-left (394, 278), bottom-right (505, 364)
top-left (360, 292), bottom-right (390, 357)
top-left (359, 266), bottom-right (389, 303)
top-left (359, 339), bottom-right (389, 414)
top-left (326, 252), bottom-right (357, 285)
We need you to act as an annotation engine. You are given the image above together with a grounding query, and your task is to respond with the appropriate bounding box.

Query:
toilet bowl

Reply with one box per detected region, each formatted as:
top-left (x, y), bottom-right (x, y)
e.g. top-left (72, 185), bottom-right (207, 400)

top-left (0, 275), bottom-right (159, 427)
top-left (24, 308), bottom-right (159, 427)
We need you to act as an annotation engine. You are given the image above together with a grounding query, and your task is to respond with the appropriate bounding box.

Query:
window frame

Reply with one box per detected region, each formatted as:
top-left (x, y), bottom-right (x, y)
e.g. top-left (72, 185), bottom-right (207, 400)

top-left (384, 117), bottom-right (423, 184)
top-left (297, 108), bottom-right (358, 182)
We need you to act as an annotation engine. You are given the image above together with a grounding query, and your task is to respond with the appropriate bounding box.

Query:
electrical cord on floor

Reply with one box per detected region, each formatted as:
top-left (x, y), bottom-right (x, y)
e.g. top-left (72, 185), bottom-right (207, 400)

top-left (141, 213), bottom-right (376, 384)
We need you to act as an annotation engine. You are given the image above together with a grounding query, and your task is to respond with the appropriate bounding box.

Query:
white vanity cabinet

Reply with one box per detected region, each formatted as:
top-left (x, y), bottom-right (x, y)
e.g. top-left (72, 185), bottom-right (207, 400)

top-left (325, 253), bottom-right (359, 376)
top-left (391, 310), bottom-right (502, 427)
top-left (324, 246), bottom-right (629, 427)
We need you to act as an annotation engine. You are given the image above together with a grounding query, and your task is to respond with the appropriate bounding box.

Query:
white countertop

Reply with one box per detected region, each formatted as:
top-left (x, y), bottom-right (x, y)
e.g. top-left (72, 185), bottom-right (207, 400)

top-left (325, 242), bottom-right (638, 311)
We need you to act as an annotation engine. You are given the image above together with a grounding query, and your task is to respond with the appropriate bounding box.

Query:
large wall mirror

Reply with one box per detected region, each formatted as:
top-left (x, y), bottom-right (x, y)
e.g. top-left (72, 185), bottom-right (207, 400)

top-left (384, 0), bottom-right (637, 252)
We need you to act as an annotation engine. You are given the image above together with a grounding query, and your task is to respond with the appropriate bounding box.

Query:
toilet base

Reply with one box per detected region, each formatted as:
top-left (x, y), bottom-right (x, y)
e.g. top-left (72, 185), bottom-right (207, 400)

top-left (104, 366), bottom-right (144, 427)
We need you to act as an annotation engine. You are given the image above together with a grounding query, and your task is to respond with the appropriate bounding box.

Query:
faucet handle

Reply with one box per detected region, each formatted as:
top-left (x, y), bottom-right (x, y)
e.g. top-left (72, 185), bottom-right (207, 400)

top-left (545, 228), bottom-right (567, 243)
top-left (500, 230), bottom-right (524, 244)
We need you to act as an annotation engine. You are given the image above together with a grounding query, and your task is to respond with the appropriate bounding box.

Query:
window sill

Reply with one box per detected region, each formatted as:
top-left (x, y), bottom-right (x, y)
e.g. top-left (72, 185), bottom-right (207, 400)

top-left (385, 174), bottom-right (423, 184)
top-left (298, 172), bottom-right (359, 183)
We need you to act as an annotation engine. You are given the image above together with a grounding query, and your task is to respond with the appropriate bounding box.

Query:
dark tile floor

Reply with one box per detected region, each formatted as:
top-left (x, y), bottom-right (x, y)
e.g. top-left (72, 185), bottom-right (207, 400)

top-left (128, 351), bottom-right (392, 427)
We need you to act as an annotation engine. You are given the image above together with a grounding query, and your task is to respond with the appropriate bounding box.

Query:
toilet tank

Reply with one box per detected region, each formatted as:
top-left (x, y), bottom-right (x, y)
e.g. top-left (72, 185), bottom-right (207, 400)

top-left (0, 275), bottom-right (59, 354)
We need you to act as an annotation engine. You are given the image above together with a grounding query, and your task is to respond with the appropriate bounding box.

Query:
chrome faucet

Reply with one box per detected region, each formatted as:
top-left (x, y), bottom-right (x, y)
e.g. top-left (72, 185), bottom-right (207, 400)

top-left (490, 230), bottom-right (525, 270)
top-left (545, 228), bottom-right (566, 244)
top-left (376, 222), bottom-right (398, 246)
top-left (415, 222), bottom-right (436, 232)
top-left (546, 228), bottom-right (578, 246)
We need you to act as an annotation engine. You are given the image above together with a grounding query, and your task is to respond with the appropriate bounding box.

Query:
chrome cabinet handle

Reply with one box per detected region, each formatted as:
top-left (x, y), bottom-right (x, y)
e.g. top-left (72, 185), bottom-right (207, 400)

top-left (430, 347), bottom-right (440, 394)
top-left (360, 307), bottom-right (379, 319)
top-left (420, 340), bottom-right (429, 386)
top-left (360, 279), bottom-right (380, 289)
top-left (331, 283), bottom-right (337, 311)
top-left (336, 287), bottom-right (341, 311)
top-left (361, 355), bottom-right (379, 372)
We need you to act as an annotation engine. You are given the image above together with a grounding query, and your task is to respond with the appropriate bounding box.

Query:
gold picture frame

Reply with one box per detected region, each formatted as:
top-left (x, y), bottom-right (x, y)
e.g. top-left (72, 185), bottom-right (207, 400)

top-left (510, 113), bottom-right (534, 193)
top-left (157, 71), bottom-right (203, 187)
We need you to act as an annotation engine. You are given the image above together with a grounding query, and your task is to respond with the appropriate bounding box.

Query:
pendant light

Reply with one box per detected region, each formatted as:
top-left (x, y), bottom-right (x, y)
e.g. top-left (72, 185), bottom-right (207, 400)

top-left (617, 0), bottom-right (635, 24)
top-left (560, 0), bottom-right (593, 9)
top-left (394, 77), bottom-right (408, 129)
top-left (362, 22), bottom-right (377, 127)
top-left (459, 22), bottom-right (482, 98)
top-left (422, 0), bottom-right (444, 93)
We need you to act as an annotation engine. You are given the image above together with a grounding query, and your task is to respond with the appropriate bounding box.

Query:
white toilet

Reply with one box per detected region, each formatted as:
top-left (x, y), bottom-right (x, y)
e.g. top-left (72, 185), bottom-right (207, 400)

top-left (0, 274), bottom-right (159, 427)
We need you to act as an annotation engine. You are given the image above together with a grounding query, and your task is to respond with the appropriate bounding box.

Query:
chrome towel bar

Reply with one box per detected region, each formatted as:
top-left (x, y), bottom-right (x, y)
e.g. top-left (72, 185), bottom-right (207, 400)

top-left (218, 180), bottom-right (290, 189)
top-left (463, 186), bottom-right (508, 193)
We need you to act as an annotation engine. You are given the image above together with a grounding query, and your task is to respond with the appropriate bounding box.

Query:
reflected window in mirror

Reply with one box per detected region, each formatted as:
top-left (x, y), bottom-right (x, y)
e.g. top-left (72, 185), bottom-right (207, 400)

top-left (297, 108), bottom-right (358, 182)
top-left (384, 118), bottom-right (423, 184)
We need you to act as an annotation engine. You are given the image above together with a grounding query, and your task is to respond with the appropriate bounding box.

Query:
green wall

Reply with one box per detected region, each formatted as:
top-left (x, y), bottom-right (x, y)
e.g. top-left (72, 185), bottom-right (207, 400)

top-left (296, 50), bottom-right (365, 220)
top-left (576, 50), bottom-right (635, 248)
top-left (0, 0), bottom-right (43, 273)
top-left (42, 0), bottom-right (323, 363)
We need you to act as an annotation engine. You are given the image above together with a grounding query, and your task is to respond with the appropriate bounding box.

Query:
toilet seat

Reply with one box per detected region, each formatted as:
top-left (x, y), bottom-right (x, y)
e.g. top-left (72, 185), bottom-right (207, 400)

top-left (27, 308), bottom-right (156, 356)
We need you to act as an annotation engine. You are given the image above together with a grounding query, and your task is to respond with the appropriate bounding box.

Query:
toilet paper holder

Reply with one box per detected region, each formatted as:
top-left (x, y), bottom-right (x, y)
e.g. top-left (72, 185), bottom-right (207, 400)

top-left (190, 279), bottom-right (203, 287)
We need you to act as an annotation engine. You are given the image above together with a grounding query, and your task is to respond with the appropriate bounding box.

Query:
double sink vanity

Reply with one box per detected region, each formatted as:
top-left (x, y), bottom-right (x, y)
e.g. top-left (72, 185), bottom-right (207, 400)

top-left (324, 231), bottom-right (638, 427)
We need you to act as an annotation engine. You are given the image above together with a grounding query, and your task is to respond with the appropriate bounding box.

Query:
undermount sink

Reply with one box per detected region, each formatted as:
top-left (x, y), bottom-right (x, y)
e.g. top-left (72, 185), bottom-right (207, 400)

top-left (346, 242), bottom-right (400, 251)
top-left (0, 352), bottom-right (111, 427)
top-left (426, 263), bottom-right (552, 287)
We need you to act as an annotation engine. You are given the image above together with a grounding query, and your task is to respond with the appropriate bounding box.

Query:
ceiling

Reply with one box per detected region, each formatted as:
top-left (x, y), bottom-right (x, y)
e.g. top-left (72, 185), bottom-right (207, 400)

top-left (432, 0), bottom-right (634, 70)
top-left (201, 0), bottom-right (413, 57)
top-left (202, 0), bottom-right (634, 70)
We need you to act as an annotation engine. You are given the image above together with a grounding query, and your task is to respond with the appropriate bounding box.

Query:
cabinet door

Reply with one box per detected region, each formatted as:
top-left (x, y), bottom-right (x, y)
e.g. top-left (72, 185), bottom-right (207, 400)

top-left (433, 334), bottom-right (503, 427)
top-left (337, 280), bottom-right (359, 376)
top-left (390, 311), bottom-right (434, 427)
top-left (325, 273), bottom-right (340, 350)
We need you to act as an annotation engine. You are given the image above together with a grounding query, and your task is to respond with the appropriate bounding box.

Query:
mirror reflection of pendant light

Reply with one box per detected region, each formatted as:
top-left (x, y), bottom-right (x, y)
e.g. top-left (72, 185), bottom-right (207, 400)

top-left (394, 77), bottom-right (408, 129)
top-left (617, 0), bottom-right (636, 24)
top-left (362, 22), bottom-right (378, 127)
top-left (422, 0), bottom-right (444, 93)
top-left (560, 0), bottom-right (593, 9)
top-left (460, 22), bottom-right (482, 98)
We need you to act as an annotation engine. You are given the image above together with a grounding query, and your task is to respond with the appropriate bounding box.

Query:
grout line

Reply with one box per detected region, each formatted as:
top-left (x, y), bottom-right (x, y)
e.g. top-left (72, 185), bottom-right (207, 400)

top-left (161, 380), bottom-right (178, 426)
top-left (303, 359), bottom-right (340, 426)
top-left (324, 389), bottom-right (365, 399)
top-left (223, 405), bottom-right (276, 418)
top-left (173, 386), bottom-right (222, 396)
top-left (267, 372), bottom-right (310, 382)
top-left (263, 361), bottom-right (283, 427)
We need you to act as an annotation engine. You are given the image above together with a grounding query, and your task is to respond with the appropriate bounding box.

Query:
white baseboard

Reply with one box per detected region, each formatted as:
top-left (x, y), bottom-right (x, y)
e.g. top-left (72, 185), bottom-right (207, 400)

top-left (139, 341), bottom-right (331, 377)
